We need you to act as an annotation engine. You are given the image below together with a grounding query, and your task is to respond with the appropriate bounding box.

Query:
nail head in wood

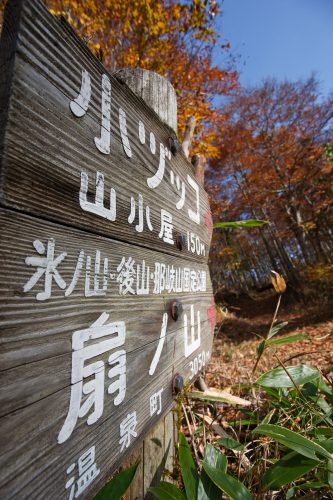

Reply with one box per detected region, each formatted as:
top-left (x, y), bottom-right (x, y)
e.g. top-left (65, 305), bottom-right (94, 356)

top-left (175, 233), bottom-right (186, 251)
top-left (173, 374), bottom-right (184, 394)
top-left (171, 301), bottom-right (182, 321)
top-left (169, 136), bottom-right (180, 155)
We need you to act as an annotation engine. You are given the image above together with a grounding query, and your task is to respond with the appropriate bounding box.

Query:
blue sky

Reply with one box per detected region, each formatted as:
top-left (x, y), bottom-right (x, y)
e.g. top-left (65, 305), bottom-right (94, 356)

top-left (215, 0), bottom-right (333, 96)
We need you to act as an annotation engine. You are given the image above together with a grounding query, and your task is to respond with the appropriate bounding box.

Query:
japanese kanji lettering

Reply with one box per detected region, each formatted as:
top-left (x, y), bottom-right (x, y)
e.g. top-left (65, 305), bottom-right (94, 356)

top-left (149, 313), bottom-right (168, 375)
top-left (58, 313), bottom-right (126, 443)
top-left (23, 239), bottom-right (67, 301)
top-left (119, 108), bottom-right (132, 158)
top-left (65, 250), bottom-right (109, 297)
top-left (65, 446), bottom-right (100, 499)
top-left (119, 412), bottom-right (138, 451)
top-left (80, 171), bottom-right (116, 221)
top-left (128, 193), bottom-right (153, 233)
top-left (147, 143), bottom-right (166, 189)
top-left (159, 209), bottom-right (174, 244)
top-left (70, 69), bottom-right (91, 118)
top-left (117, 257), bottom-right (136, 295)
top-left (94, 74), bottom-right (111, 154)
top-left (150, 389), bottom-right (164, 416)
top-left (170, 170), bottom-right (185, 210)
top-left (184, 305), bottom-right (201, 357)
top-left (187, 175), bottom-right (200, 224)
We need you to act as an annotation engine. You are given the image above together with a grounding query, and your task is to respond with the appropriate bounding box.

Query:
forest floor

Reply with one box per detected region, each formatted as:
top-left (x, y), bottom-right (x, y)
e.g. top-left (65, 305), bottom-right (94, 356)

top-left (206, 292), bottom-right (333, 388)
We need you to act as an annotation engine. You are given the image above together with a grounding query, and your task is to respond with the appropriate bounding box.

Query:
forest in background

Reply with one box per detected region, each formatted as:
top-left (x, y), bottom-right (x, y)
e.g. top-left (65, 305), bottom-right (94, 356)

top-left (1, 2), bottom-right (333, 498)
top-left (1, 0), bottom-right (332, 299)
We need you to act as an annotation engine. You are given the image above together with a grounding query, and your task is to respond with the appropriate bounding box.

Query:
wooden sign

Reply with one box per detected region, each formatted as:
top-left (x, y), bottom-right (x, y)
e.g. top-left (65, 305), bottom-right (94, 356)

top-left (0, 0), bottom-right (215, 498)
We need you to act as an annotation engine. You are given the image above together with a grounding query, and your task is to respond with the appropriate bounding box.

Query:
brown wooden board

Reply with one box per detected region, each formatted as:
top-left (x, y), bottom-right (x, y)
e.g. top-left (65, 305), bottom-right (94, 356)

top-left (0, 0), bottom-right (213, 264)
top-left (0, 0), bottom-right (216, 497)
top-left (0, 208), bottom-right (215, 498)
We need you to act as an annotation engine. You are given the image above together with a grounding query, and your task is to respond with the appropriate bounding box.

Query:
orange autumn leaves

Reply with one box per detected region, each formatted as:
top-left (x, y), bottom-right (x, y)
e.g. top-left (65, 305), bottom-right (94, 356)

top-left (42, 0), bottom-right (238, 157)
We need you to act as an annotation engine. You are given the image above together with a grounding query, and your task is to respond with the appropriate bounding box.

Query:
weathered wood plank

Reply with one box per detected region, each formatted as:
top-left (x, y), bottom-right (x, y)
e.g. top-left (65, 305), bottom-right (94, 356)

top-left (143, 418), bottom-right (166, 497)
top-left (116, 68), bottom-right (178, 134)
top-left (164, 410), bottom-right (177, 483)
top-left (0, 1), bottom-right (216, 497)
top-left (0, 0), bottom-right (213, 263)
top-left (0, 208), bottom-right (213, 371)
top-left (0, 207), bottom-right (214, 497)
top-left (0, 333), bottom-right (212, 499)
top-left (123, 443), bottom-right (144, 500)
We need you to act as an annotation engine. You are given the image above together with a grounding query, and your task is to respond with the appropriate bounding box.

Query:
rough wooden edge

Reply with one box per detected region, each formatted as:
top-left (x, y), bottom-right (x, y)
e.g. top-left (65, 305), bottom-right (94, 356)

top-left (181, 116), bottom-right (196, 159)
top-left (115, 68), bottom-right (178, 134)
top-left (0, 0), bottom-right (25, 199)
top-left (191, 154), bottom-right (206, 185)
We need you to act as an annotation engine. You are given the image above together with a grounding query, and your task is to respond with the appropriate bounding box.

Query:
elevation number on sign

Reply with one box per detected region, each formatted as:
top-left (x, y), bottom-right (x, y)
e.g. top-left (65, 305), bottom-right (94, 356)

top-left (189, 350), bottom-right (210, 378)
top-left (187, 232), bottom-right (206, 257)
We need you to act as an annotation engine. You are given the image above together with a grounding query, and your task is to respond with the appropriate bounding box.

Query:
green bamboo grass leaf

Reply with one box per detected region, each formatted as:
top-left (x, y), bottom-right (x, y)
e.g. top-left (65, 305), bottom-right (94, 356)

top-left (286, 482), bottom-right (329, 498)
top-left (198, 445), bottom-right (228, 500)
top-left (93, 461), bottom-right (139, 500)
top-left (266, 334), bottom-right (308, 347)
top-left (262, 451), bottom-right (319, 489)
top-left (314, 428), bottom-right (333, 438)
top-left (267, 321), bottom-right (288, 339)
top-left (178, 432), bottom-right (199, 500)
top-left (217, 437), bottom-right (245, 452)
top-left (213, 219), bottom-right (268, 229)
top-left (148, 482), bottom-right (187, 500)
top-left (318, 379), bottom-right (333, 399)
top-left (318, 440), bottom-right (333, 489)
top-left (203, 443), bottom-right (228, 471)
top-left (328, 459), bottom-right (333, 490)
top-left (202, 463), bottom-right (253, 500)
top-left (256, 340), bottom-right (266, 357)
top-left (253, 424), bottom-right (333, 460)
top-left (256, 365), bottom-right (320, 388)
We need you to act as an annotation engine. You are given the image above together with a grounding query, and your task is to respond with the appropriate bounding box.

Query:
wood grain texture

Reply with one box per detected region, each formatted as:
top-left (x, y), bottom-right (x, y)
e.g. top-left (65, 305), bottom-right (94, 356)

top-left (0, 0), bottom-right (212, 263)
top-left (164, 410), bottom-right (177, 483)
top-left (143, 418), bottom-right (167, 498)
top-left (0, 1), bottom-right (216, 497)
top-left (123, 443), bottom-right (144, 500)
top-left (0, 207), bottom-right (214, 498)
top-left (116, 68), bottom-right (178, 134)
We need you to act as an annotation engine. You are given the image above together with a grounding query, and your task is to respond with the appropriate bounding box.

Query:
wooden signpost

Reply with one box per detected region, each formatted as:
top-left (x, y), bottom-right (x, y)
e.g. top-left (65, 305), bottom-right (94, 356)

top-left (0, 0), bottom-right (215, 498)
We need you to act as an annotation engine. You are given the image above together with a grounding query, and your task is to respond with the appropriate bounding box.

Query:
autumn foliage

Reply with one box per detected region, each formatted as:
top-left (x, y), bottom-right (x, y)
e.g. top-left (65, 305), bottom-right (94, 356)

top-left (38, 0), bottom-right (237, 157)
top-left (207, 77), bottom-right (333, 293)
top-left (1, 1), bottom-right (332, 296)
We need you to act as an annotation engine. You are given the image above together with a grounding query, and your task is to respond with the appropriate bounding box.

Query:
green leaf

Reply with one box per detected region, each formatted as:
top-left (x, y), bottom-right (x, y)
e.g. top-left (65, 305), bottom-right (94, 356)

top-left (318, 378), bottom-right (333, 399)
top-left (256, 365), bottom-right (320, 388)
top-left (267, 321), bottom-right (288, 339)
top-left (262, 451), bottom-right (319, 489)
top-left (253, 424), bottom-right (333, 461)
top-left (287, 481), bottom-right (329, 496)
top-left (256, 341), bottom-right (266, 357)
top-left (319, 440), bottom-right (333, 489)
top-left (149, 481), bottom-right (186, 500)
top-left (266, 334), bottom-right (308, 347)
top-left (93, 461), bottom-right (139, 500)
top-left (178, 432), bottom-right (199, 500)
top-left (213, 219), bottom-right (268, 229)
top-left (202, 463), bottom-right (253, 500)
top-left (203, 443), bottom-right (228, 471)
top-left (217, 437), bottom-right (245, 452)
top-left (302, 382), bottom-right (318, 398)
top-left (328, 459), bottom-right (333, 490)
top-left (229, 420), bottom-right (257, 428)
top-left (319, 439), bottom-right (333, 453)
top-left (314, 428), bottom-right (333, 438)
top-left (198, 444), bottom-right (227, 500)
